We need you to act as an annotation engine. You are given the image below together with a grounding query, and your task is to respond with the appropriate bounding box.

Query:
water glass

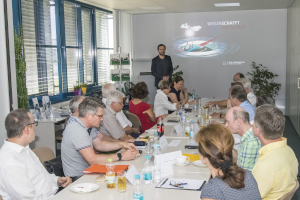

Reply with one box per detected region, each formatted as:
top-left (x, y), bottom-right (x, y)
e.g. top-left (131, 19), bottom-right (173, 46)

top-left (145, 143), bottom-right (153, 158)
top-left (117, 170), bottom-right (126, 193)
top-left (153, 164), bottom-right (161, 183)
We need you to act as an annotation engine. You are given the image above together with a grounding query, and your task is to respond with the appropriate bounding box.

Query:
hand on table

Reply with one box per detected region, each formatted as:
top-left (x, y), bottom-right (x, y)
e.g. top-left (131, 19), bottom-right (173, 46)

top-left (121, 142), bottom-right (138, 152)
top-left (132, 127), bottom-right (139, 133)
top-left (121, 148), bottom-right (138, 160)
top-left (57, 176), bottom-right (72, 188)
top-left (205, 101), bottom-right (216, 107)
top-left (210, 112), bottom-right (220, 118)
top-left (126, 138), bottom-right (136, 143)
top-left (188, 100), bottom-right (196, 105)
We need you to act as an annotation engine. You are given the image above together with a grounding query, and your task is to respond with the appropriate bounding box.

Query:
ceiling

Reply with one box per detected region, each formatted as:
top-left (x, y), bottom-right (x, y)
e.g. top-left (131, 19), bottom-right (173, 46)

top-left (82, 0), bottom-right (295, 14)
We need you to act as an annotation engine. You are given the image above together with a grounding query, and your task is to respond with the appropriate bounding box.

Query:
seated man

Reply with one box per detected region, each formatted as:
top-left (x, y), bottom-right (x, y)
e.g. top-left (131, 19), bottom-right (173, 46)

top-left (102, 83), bottom-right (138, 134)
top-left (252, 105), bottom-right (298, 200)
top-left (0, 109), bottom-right (72, 199)
top-left (225, 106), bottom-right (261, 171)
top-left (98, 91), bottom-right (137, 140)
top-left (62, 97), bottom-right (137, 181)
top-left (229, 85), bottom-right (255, 123)
top-left (238, 78), bottom-right (256, 106)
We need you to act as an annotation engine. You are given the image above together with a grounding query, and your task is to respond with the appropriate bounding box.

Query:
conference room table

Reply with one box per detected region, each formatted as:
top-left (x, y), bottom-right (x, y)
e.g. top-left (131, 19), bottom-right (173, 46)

top-left (50, 102), bottom-right (228, 200)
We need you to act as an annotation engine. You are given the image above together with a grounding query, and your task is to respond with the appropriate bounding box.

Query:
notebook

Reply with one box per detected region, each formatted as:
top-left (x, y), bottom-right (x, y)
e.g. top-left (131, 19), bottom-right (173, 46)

top-left (83, 165), bottom-right (129, 174)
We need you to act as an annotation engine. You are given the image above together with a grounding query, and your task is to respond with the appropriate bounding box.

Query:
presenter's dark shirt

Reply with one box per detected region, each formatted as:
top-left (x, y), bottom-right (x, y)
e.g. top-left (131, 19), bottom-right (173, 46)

top-left (151, 55), bottom-right (173, 88)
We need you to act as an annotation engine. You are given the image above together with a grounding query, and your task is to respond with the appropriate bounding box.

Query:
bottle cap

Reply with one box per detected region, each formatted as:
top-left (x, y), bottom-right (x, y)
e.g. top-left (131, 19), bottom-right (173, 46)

top-left (187, 117), bottom-right (190, 120)
top-left (145, 155), bottom-right (150, 159)
top-left (155, 132), bottom-right (158, 135)
top-left (191, 120), bottom-right (194, 123)
top-left (108, 158), bottom-right (112, 162)
top-left (135, 174), bottom-right (140, 179)
top-left (159, 116), bottom-right (162, 118)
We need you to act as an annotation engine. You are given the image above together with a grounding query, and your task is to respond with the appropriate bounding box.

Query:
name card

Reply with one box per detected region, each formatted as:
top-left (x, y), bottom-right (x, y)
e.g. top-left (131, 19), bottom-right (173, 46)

top-left (171, 123), bottom-right (184, 134)
top-left (154, 151), bottom-right (182, 178)
top-left (126, 165), bottom-right (140, 185)
top-left (159, 135), bottom-right (168, 150)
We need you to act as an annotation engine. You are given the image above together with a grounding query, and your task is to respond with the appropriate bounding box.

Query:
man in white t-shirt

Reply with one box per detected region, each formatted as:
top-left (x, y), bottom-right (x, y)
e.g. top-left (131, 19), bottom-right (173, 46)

top-left (0, 109), bottom-right (72, 200)
top-left (238, 78), bottom-right (256, 106)
top-left (102, 83), bottom-right (138, 134)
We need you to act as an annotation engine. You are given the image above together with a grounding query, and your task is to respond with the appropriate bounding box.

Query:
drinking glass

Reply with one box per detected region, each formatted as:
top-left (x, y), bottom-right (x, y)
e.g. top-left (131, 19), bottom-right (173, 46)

top-left (145, 143), bottom-right (153, 158)
top-left (153, 164), bottom-right (161, 183)
top-left (117, 170), bottom-right (126, 193)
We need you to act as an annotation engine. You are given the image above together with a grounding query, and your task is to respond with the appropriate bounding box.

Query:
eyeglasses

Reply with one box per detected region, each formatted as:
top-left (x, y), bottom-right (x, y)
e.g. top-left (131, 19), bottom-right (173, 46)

top-left (114, 102), bottom-right (124, 106)
top-left (169, 180), bottom-right (187, 188)
top-left (27, 121), bottom-right (38, 127)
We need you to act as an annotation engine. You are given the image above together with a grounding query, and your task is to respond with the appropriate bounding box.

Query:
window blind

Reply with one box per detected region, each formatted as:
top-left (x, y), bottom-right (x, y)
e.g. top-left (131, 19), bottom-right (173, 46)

top-left (95, 10), bottom-right (114, 85)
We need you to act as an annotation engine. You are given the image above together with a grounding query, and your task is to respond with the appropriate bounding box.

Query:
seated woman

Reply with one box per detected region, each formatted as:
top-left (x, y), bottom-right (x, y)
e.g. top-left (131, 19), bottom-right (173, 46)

top-left (154, 80), bottom-right (180, 118)
top-left (196, 124), bottom-right (261, 200)
top-left (129, 82), bottom-right (157, 133)
top-left (167, 76), bottom-right (195, 105)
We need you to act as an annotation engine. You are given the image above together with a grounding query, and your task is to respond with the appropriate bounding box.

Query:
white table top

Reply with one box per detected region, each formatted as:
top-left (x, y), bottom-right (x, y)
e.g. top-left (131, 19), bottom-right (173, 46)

top-left (50, 111), bottom-right (214, 200)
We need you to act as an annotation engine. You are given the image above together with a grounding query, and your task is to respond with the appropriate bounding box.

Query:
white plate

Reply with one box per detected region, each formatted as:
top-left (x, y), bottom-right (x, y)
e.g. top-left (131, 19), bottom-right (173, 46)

top-left (193, 160), bottom-right (205, 167)
top-left (174, 161), bottom-right (190, 166)
top-left (70, 183), bottom-right (100, 193)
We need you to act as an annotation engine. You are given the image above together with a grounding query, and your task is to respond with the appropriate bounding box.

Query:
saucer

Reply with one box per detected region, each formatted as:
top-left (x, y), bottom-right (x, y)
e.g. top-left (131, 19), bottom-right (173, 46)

top-left (193, 160), bottom-right (205, 167)
top-left (174, 161), bottom-right (190, 166)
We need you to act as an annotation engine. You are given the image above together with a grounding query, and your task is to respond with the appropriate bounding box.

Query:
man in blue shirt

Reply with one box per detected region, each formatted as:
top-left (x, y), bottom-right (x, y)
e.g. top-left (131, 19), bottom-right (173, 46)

top-left (229, 85), bottom-right (255, 123)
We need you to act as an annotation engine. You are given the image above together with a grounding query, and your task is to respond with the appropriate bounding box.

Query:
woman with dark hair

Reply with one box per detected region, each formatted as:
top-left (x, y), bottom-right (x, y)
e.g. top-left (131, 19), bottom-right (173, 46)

top-left (167, 76), bottom-right (195, 105)
top-left (129, 82), bottom-right (158, 133)
top-left (196, 124), bottom-right (261, 200)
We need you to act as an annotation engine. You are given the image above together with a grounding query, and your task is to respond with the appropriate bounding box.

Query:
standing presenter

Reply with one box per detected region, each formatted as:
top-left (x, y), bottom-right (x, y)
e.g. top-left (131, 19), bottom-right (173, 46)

top-left (151, 44), bottom-right (173, 88)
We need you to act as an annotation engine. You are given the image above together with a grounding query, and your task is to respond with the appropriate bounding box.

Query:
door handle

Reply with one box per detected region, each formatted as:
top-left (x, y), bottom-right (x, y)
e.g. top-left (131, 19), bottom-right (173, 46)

top-left (298, 78), bottom-right (300, 89)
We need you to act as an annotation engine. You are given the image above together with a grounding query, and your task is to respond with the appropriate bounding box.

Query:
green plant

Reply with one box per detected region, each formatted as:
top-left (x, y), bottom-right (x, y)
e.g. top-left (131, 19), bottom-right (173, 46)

top-left (73, 81), bottom-right (81, 90)
top-left (247, 62), bottom-right (281, 98)
top-left (80, 83), bottom-right (87, 88)
top-left (14, 25), bottom-right (29, 109)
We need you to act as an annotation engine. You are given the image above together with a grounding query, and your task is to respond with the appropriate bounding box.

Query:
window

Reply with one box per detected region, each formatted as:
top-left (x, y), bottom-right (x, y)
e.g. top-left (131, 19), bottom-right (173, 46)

top-left (16, 0), bottom-right (113, 99)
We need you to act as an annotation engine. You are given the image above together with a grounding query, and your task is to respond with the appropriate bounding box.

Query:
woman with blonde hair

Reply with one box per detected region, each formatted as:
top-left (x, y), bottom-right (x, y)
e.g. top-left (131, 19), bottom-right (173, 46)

top-left (196, 124), bottom-right (261, 200)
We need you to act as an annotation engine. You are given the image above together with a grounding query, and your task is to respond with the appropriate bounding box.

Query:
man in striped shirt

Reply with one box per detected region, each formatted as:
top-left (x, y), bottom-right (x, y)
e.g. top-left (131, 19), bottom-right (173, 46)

top-left (225, 106), bottom-right (261, 171)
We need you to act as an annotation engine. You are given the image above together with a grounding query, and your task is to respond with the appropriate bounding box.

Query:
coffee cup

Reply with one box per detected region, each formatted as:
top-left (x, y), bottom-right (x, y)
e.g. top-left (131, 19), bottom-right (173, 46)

top-left (176, 156), bottom-right (190, 164)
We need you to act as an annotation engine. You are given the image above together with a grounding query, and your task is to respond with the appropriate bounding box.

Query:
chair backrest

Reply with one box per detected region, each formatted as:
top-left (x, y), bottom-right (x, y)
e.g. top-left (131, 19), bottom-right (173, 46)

top-left (32, 147), bottom-right (55, 167)
top-left (279, 181), bottom-right (299, 200)
top-left (0, 195), bottom-right (2, 200)
top-left (125, 111), bottom-right (142, 131)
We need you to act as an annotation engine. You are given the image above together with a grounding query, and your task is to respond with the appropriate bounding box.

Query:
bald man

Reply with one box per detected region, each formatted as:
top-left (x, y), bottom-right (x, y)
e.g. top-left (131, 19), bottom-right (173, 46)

top-left (233, 72), bottom-right (245, 82)
top-left (225, 106), bottom-right (261, 171)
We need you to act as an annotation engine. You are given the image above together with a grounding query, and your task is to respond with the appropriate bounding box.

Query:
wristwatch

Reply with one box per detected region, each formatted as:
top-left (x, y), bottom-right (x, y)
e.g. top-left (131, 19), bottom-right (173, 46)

top-left (220, 113), bottom-right (222, 118)
top-left (117, 153), bottom-right (122, 161)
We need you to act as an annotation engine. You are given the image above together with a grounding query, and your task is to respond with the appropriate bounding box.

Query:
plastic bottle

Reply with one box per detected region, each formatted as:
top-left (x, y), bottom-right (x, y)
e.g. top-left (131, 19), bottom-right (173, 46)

top-left (152, 132), bottom-right (161, 154)
top-left (193, 101), bottom-right (198, 115)
top-left (142, 155), bottom-right (153, 185)
top-left (133, 174), bottom-right (143, 200)
top-left (192, 89), bottom-right (195, 100)
top-left (106, 159), bottom-right (115, 189)
top-left (189, 121), bottom-right (196, 140)
top-left (157, 116), bottom-right (164, 137)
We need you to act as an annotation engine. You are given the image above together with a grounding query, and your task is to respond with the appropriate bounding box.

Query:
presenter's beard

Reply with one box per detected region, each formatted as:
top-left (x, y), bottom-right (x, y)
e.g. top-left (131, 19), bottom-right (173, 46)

top-left (159, 52), bottom-right (165, 56)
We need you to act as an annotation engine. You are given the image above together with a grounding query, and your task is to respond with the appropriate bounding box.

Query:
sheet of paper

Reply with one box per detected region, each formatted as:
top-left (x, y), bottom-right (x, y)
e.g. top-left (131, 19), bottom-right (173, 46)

top-left (167, 140), bottom-right (182, 147)
top-left (154, 151), bottom-right (182, 177)
top-left (171, 123), bottom-right (184, 134)
top-left (126, 165), bottom-right (140, 185)
top-left (159, 135), bottom-right (168, 150)
top-left (156, 178), bottom-right (206, 191)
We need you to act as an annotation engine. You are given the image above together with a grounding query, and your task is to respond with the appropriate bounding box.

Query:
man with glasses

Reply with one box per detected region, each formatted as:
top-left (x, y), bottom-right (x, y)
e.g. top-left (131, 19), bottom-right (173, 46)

top-left (98, 90), bottom-right (137, 140)
top-left (61, 97), bottom-right (138, 181)
top-left (0, 109), bottom-right (72, 199)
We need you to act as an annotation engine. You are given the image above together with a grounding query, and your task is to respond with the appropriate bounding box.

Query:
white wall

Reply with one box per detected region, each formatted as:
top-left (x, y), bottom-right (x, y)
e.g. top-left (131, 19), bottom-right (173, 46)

top-left (131, 10), bottom-right (287, 110)
top-left (0, 0), bottom-right (12, 146)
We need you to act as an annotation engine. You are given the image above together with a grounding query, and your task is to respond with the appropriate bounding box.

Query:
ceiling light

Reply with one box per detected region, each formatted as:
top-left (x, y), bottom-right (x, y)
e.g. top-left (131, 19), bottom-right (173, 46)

top-left (141, 6), bottom-right (166, 10)
top-left (214, 3), bottom-right (240, 7)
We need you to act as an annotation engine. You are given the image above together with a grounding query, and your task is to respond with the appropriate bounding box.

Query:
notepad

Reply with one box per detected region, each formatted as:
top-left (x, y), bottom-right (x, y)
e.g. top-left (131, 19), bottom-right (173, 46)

top-left (83, 165), bottom-right (129, 174)
top-left (182, 154), bottom-right (200, 161)
top-left (156, 178), bottom-right (206, 191)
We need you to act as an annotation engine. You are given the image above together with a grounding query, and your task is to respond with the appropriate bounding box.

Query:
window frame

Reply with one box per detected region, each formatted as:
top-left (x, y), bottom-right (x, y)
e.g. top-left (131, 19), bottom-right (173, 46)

top-left (12, 0), bottom-right (113, 101)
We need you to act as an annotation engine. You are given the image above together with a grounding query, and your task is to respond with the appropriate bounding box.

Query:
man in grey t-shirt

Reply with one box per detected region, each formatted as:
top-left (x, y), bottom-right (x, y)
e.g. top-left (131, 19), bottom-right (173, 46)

top-left (61, 97), bottom-right (138, 180)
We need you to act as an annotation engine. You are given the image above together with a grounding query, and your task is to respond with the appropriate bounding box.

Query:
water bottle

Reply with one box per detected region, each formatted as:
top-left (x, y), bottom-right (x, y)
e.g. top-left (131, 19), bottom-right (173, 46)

top-left (193, 101), bottom-right (198, 115)
top-left (133, 174), bottom-right (143, 200)
top-left (142, 155), bottom-right (153, 185)
top-left (192, 89), bottom-right (195, 100)
top-left (213, 97), bottom-right (217, 111)
top-left (106, 159), bottom-right (115, 189)
top-left (153, 132), bottom-right (161, 154)
top-left (189, 121), bottom-right (196, 140)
